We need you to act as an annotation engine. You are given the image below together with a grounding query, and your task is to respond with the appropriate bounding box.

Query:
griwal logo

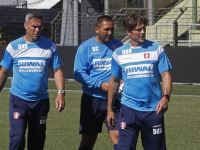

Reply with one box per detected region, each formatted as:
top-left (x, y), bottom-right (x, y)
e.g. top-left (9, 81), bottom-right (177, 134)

top-left (18, 60), bottom-right (46, 68)
top-left (93, 58), bottom-right (112, 67)
top-left (125, 64), bottom-right (153, 75)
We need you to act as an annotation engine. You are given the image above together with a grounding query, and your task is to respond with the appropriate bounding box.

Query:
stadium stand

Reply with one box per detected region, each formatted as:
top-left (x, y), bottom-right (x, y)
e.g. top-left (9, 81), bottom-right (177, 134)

top-left (122, 0), bottom-right (200, 47)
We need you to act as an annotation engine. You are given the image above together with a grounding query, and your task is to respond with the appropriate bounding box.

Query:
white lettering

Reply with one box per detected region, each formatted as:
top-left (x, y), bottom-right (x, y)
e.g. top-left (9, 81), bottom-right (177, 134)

top-left (125, 64), bottom-right (154, 75)
top-left (122, 49), bottom-right (132, 55)
top-left (153, 128), bottom-right (162, 135)
top-left (127, 74), bottom-right (154, 79)
top-left (40, 119), bottom-right (47, 124)
top-left (92, 46), bottom-right (99, 51)
top-left (93, 58), bottom-right (112, 68)
top-left (18, 60), bottom-right (46, 68)
top-left (18, 44), bottom-right (27, 50)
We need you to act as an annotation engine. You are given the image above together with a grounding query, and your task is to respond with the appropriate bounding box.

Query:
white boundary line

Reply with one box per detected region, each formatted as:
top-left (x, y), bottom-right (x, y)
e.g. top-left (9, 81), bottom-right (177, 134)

top-left (2, 87), bottom-right (82, 93)
top-left (172, 82), bottom-right (200, 85)
top-left (2, 88), bottom-right (200, 97)
top-left (7, 77), bottom-right (200, 85)
top-left (171, 94), bottom-right (200, 98)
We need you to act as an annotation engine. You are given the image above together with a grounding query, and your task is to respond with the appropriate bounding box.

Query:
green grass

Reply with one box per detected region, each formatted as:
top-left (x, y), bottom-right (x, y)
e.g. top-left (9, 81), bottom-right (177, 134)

top-left (0, 79), bottom-right (200, 150)
top-left (171, 84), bottom-right (200, 96)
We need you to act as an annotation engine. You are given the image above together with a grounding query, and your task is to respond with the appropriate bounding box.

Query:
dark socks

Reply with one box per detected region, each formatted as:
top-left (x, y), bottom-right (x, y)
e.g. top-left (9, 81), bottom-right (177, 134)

top-left (79, 142), bottom-right (93, 150)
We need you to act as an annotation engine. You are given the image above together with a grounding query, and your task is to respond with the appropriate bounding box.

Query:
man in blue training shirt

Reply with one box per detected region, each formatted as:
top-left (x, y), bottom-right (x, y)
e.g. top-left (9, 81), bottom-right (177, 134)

top-left (107, 13), bottom-right (172, 150)
top-left (0, 11), bottom-right (65, 150)
top-left (74, 15), bottom-right (123, 150)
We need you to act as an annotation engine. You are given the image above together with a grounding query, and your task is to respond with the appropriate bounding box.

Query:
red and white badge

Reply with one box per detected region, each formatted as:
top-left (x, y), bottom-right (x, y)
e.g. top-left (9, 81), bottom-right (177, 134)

top-left (121, 122), bottom-right (126, 129)
top-left (13, 112), bottom-right (20, 119)
top-left (144, 53), bottom-right (150, 59)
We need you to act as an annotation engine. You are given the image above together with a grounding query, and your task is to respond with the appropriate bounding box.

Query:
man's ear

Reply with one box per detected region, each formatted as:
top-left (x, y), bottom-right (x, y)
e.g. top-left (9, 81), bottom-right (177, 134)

top-left (126, 30), bottom-right (131, 36)
top-left (24, 22), bottom-right (27, 29)
top-left (95, 26), bottom-right (99, 34)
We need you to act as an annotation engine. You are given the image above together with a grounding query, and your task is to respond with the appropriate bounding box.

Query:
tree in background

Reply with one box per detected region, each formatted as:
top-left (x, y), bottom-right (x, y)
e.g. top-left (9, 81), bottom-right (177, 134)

top-left (0, 23), bottom-right (6, 45)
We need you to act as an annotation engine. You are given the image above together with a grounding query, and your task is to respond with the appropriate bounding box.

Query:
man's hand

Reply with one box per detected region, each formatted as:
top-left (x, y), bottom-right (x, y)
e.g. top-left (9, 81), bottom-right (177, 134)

top-left (0, 67), bottom-right (9, 92)
top-left (101, 82), bottom-right (109, 91)
top-left (55, 94), bottom-right (65, 113)
top-left (107, 108), bottom-right (115, 129)
top-left (156, 97), bottom-right (169, 115)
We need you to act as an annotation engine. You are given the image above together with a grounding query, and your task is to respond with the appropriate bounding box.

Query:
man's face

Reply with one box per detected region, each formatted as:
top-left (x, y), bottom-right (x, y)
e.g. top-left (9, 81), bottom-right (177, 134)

top-left (95, 21), bottom-right (114, 43)
top-left (24, 18), bottom-right (43, 42)
top-left (127, 23), bottom-right (146, 46)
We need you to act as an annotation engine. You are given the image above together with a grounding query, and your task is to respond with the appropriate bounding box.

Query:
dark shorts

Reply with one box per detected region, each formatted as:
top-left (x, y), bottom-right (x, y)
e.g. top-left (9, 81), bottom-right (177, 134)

top-left (9, 93), bottom-right (50, 150)
top-left (79, 93), bottom-right (121, 135)
top-left (118, 104), bottom-right (166, 150)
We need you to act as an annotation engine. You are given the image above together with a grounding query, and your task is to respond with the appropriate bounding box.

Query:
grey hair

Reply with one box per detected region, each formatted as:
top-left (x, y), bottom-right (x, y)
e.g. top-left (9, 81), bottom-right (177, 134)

top-left (25, 11), bottom-right (44, 23)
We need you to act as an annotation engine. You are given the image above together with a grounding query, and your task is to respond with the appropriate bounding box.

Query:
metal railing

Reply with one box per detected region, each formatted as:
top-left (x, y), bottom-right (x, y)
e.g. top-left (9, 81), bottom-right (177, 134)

top-left (155, 24), bottom-right (200, 47)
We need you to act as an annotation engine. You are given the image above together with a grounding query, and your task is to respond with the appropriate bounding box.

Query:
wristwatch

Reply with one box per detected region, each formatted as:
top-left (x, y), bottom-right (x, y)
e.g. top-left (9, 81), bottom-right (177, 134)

top-left (58, 90), bottom-right (65, 96)
top-left (162, 94), bottom-right (170, 101)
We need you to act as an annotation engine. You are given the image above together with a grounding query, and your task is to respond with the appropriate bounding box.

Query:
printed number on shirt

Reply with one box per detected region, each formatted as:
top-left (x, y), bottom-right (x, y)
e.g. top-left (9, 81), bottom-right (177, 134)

top-left (122, 49), bottom-right (132, 55)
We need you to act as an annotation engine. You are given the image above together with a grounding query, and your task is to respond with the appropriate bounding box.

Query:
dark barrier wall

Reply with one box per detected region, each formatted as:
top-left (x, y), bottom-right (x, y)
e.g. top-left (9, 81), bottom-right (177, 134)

top-left (165, 47), bottom-right (200, 83)
top-left (49, 46), bottom-right (78, 79)
top-left (0, 45), bottom-right (200, 83)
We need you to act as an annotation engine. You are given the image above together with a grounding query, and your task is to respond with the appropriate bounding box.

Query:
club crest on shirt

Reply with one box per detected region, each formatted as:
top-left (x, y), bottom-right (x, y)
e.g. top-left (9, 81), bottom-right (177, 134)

top-left (13, 112), bottom-right (20, 119)
top-left (144, 53), bottom-right (150, 59)
top-left (111, 45), bottom-right (117, 50)
top-left (121, 122), bottom-right (126, 129)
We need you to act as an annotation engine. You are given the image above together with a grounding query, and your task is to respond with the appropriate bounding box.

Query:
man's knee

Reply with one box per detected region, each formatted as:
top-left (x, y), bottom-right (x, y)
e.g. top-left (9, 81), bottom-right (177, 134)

top-left (109, 130), bottom-right (119, 145)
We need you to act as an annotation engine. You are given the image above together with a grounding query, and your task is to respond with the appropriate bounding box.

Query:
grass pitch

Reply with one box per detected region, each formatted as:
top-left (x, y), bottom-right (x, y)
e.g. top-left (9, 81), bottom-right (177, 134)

top-left (0, 80), bottom-right (200, 150)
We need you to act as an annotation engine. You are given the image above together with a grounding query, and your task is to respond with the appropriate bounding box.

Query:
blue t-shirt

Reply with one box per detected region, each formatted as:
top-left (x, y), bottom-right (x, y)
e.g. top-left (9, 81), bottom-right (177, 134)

top-left (111, 40), bottom-right (172, 111)
top-left (0, 36), bottom-right (63, 101)
top-left (74, 37), bottom-right (123, 99)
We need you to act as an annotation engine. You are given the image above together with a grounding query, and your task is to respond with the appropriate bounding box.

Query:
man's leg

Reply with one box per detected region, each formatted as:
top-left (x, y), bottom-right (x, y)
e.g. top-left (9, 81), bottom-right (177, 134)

top-left (27, 98), bottom-right (49, 150)
top-left (117, 104), bottom-right (140, 150)
top-left (9, 94), bottom-right (28, 150)
top-left (140, 111), bottom-right (166, 150)
top-left (79, 134), bottom-right (98, 150)
top-left (79, 93), bottom-right (105, 150)
top-left (104, 99), bottom-right (121, 150)
top-left (109, 130), bottom-right (118, 150)
top-left (109, 130), bottom-right (118, 145)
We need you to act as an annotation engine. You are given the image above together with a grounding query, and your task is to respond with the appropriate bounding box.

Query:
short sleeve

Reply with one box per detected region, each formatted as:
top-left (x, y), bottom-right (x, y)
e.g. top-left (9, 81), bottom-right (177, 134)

top-left (110, 52), bottom-right (122, 78)
top-left (0, 50), bottom-right (13, 70)
top-left (50, 43), bottom-right (63, 70)
top-left (158, 51), bottom-right (172, 74)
